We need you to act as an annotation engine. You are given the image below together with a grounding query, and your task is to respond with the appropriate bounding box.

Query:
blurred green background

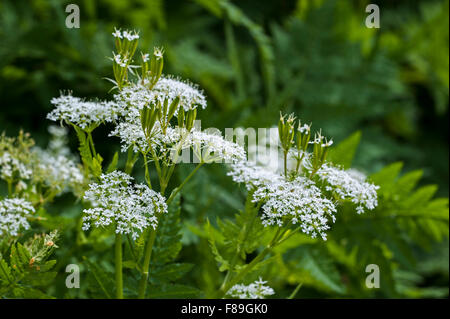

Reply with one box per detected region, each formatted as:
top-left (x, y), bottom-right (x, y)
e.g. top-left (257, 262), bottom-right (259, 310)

top-left (0, 0), bottom-right (448, 298)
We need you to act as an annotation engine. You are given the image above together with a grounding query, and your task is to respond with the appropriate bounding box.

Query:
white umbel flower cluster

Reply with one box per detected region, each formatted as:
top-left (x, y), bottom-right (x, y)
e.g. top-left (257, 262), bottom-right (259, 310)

top-left (188, 130), bottom-right (246, 163)
top-left (47, 125), bottom-right (71, 157)
top-left (227, 278), bottom-right (275, 299)
top-left (110, 120), bottom-right (148, 153)
top-left (228, 158), bottom-right (378, 240)
top-left (32, 125), bottom-right (84, 191)
top-left (317, 164), bottom-right (379, 214)
top-left (253, 176), bottom-right (337, 240)
top-left (82, 171), bottom-right (168, 239)
top-left (34, 149), bottom-right (84, 191)
top-left (0, 198), bottom-right (35, 236)
top-left (47, 93), bottom-right (122, 130)
top-left (227, 161), bottom-right (281, 190)
top-left (152, 76), bottom-right (207, 112)
top-left (0, 152), bottom-right (32, 181)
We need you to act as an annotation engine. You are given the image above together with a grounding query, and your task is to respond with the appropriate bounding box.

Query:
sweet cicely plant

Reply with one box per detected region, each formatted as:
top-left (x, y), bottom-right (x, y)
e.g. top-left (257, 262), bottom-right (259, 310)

top-left (0, 28), bottom-right (380, 299)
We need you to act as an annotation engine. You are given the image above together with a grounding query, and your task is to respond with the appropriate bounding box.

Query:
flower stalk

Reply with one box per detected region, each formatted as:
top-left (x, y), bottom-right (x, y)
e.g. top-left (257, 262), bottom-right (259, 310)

top-left (115, 233), bottom-right (123, 299)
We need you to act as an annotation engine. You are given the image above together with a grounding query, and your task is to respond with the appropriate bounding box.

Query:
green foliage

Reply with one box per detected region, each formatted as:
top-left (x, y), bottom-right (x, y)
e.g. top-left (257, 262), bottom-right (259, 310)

top-left (0, 231), bottom-right (59, 298)
top-left (0, 0), bottom-right (447, 300)
top-left (84, 257), bottom-right (115, 299)
top-left (276, 244), bottom-right (346, 295)
top-left (147, 194), bottom-right (200, 298)
top-left (73, 125), bottom-right (103, 178)
top-left (220, 194), bottom-right (265, 259)
top-left (327, 131), bottom-right (361, 169)
top-left (272, 132), bottom-right (449, 298)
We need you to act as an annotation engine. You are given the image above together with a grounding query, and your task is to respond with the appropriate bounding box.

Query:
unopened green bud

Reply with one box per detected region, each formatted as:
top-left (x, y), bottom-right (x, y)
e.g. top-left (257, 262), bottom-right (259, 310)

top-left (149, 47), bottom-right (164, 88)
top-left (278, 112), bottom-right (296, 152)
top-left (178, 107), bottom-right (185, 128)
top-left (167, 97), bottom-right (180, 122)
top-left (186, 108), bottom-right (197, 131)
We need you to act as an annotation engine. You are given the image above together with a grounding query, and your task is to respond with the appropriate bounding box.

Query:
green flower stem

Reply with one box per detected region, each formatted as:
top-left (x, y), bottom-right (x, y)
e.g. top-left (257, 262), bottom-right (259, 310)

top-left (276, 226), bottom-right (301, 246)
top-left (137, 226), bottom-right (157, 299)
top-left (143, 153), bottom-right (152, 189)
top-left (166, 162), bottom-right (204, 205)
top-left (284, 151), bottom-right (288, 178)
top-left (288, 282), bottom-right (303, 299)
top-left (115, 233), bottom-right (123, 299)
top-left (7, 180), bottom-right (12, 196)
top-left (295, 153), bottom-right (305, 174)
top-left (125, 147), bottom-right (138, 175)
top-left (159, 136), bottom-right (188, 195)
top-left (148, 146), bottom-right (162, 182)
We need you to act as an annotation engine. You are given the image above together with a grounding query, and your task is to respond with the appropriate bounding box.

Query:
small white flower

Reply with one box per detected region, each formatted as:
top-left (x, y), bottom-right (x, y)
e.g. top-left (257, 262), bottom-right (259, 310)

top-left (34, 148), bottom-right (84, 192)
top-left (82, 171), bottom-right (167, 240)
top-left (227, 161), bottom-right (282, 190)
top-left (0, 152), bottom-right (32, 181)
top-left (153, 47), bottom-right (164, 60)
top-left (321, 139), bottom-right (333, 147)
top-left (317, 164), bottom-right (379, 213)
top-left (229, 160), bottom-right (337, 240)
top-left (253, 176), bottom-right (337, 240)
top-left (188, 130), bottom-right (246, 163)
top-left (110, 120), bottom-right (148, 153)
top-left (123, 30), bottom-right (139, 41)
top-left (113, 53), bottom-right (122, 64)
top-left (227, 278), bottom-right (275, 299)
top-left (47, 93), bottom-right (123, 130)
top-left (141, 53), bottom-right (150, 63)
top-left (112, 28), bottom-right (122, 39)
top-left (298, 123), bottom-right (311, 134)
top-left (0, 198), bottom-right (35, 236)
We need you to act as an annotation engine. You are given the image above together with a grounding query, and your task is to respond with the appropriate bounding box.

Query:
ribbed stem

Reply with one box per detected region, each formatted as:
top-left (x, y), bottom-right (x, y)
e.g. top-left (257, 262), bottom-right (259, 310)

top-left (137, 227), bottom-right (157, 299)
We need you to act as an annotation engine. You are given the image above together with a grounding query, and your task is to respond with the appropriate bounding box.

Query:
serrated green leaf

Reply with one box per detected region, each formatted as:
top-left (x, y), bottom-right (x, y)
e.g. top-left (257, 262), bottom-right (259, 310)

top-left (152, 194), bottom-right (182, 265)
top-left (206, 219), bottom-right (230, 272)
top-left (83, 258), bottom-right (114, 299)
top-left (22, 271), bottom-right (57, 287)
top-left (393, 170), bottom-right (423, 197)
top-left (152, 263), bottom-right (194, 282)
top-left (281, 245), bottom-right (346, 294)
top-left (370, 162), bottom-right (403, 189)
top-left (0, 259), bottom-right (13, 284)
